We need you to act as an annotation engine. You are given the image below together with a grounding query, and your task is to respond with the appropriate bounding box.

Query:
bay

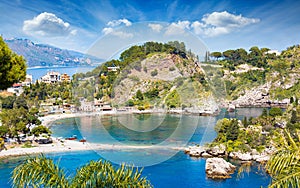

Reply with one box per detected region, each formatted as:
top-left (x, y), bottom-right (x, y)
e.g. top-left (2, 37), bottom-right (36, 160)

top-left (0, 108), bottom-right (271, 187)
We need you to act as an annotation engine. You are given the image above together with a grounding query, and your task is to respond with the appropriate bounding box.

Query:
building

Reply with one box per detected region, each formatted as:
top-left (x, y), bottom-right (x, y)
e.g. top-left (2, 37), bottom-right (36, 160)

top-left (22, 74), bottom-right (33, 86)
top-left (107, 66), bottom-right (120, 72)
top-left (7, 83), bottom-right (23, 96)
top-left (6, 74), bottom-right (32, 96)
top-left (61, 73), bottom-right (71, 82)
top-left (40, 71), bottom-right (61, 83)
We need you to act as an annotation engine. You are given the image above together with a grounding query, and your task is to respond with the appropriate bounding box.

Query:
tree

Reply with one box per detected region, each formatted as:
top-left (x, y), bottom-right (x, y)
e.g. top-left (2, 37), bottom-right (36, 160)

top-left (0, 36), bottom-right (27, 90)
top-left (266, 129), bottom-right (300, 188)
top-left (0, 107), bottom-right (29, 139)
top-left (291, 110), bottom-right (298, 124)
top-left (1, 96), bottom-right (16, 109)
top-left (290, 97), bottom-right (294, 104)
top-left (12, 155), bottom-right (152, 187)
top-left (150, 69), bottom-right (158, 77)
top-left (136, 90), bottom-right (144, 100)
top-left (210, 52), bottom-right (222, 60)
top-left (223, 50), bottom-right (235, 60)
top-left (269, 107), bottom-right (283, 117)
top-left (31, 125), bottom-right (51, 137)
top-left (261, 108), bottom-right (268, 117)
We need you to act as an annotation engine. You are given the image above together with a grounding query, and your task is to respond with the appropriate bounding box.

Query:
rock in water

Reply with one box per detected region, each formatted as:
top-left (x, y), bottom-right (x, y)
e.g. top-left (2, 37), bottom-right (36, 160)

top-left (205, 158), bottom-right (236, 179)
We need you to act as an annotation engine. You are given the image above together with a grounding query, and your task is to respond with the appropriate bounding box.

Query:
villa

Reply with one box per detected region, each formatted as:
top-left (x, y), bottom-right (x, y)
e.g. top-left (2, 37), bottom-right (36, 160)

top-left (40, 71), bottom-right (61, 84)
top-left (6, 74), bottom-right (33, 96)
top-left (40, 72), bottom-right (71, 84)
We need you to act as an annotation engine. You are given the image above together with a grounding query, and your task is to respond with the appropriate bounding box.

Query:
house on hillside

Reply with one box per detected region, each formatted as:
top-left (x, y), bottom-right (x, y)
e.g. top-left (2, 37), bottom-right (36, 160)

top-left (6, 74), bottom-right (33, 96)
top-left (40, 71), bottom-right (61, 83)
top-left (61, 73), bottom-right (71, 82)
top-left (107, 66), bottom-right (120, 72)
top-left (7, 83), bottom-right (23, 96)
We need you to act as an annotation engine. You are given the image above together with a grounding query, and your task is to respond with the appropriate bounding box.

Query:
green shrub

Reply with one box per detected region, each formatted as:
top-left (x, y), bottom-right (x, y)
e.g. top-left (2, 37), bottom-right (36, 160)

top-left (169, 66), bottom-right (175, 71)
top-left (151, 69), bottom-right (158, 77)
top-left (269, 107), bottom-right (283, 117)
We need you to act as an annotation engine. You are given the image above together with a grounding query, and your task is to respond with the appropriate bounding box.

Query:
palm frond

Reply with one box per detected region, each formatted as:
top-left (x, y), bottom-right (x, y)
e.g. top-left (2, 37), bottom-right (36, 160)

top-left (11, 154), bottom-right (69, 188)
top-left (71, 160), bottom-right (152, 188)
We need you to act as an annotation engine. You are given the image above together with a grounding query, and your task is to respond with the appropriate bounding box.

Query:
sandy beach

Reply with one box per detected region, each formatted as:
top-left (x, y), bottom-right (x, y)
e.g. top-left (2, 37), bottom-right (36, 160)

top-left (0, 111), bottom-right (184, 159)
top-left (0, 138), bottom-right (184, 159)
top-left (0, 112), bottom-right (101, 159)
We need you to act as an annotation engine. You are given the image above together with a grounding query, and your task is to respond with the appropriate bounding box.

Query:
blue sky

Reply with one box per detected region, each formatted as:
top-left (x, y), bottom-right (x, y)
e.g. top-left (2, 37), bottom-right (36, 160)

top-left (1, 0), bottom-right (300, 59)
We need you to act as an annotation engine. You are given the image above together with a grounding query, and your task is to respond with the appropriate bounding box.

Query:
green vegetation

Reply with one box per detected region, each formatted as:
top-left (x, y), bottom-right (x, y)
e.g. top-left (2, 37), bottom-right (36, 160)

top-left (12, 155), bottom-right (152, 188)
top-left (0, 36), bottom-right (26, 90)
top-left (165, 90), bottom-right (181, 108)
top-left (150, 69), bottom-right (158, 76)
top-left (266, 129), bottom-right (300, 188)
top-left (210, 107), bottom-right (300, 154)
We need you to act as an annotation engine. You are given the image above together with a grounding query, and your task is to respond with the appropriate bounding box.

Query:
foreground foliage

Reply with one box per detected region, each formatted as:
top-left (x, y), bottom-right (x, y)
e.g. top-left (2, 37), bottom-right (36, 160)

top-left (12, 155), bottom-right (152, 188)
top-left (0, 36), bottom-right (26, 90)
top-left (266, 130), bottom-right (300, 188)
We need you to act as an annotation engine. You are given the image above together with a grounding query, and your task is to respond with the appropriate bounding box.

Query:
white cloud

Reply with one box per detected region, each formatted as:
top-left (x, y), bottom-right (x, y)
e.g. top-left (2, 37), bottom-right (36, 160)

top-left (102, 27), bottom-right (133, 38)
top-left (102, 27), bottom-right (114, 35)
top-left (203, 11), bottom-right (259, 28)
top-left (165, 21), bottom-right (190, 36)
top-left (148, 23), bottom-right (163, 32)
top-left (191, 11), bottom-right (260, 37)
top-left (107, 18), bottom-right (132, 27)
top-left (102, 18), bottom-right (133, 38)
top-left (23, 12), bottom-right (76, 37)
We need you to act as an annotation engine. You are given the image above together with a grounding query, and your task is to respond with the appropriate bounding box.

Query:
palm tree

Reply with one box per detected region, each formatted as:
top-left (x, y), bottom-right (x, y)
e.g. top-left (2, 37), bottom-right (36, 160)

top-left (12, 155), bottom-right (152, 188)
top-left (266, 129), bottom-right (300, 188)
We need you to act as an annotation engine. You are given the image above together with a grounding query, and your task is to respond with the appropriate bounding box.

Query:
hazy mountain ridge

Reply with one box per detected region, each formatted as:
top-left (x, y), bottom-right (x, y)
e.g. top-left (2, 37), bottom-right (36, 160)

top-left (5, 38), bottom-right (104, 67)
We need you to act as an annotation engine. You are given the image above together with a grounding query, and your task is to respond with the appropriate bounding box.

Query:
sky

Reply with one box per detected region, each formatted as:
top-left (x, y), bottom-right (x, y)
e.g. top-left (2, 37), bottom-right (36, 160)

top-left (1, 0), bottom-right (300, 59)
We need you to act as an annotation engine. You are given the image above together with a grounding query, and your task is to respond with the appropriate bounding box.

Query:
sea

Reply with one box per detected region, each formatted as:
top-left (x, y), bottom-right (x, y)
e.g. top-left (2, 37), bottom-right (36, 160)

top-left (27, 66), bottom-right (96, 81)
top-left (0, 108), bottom-right (271, 187)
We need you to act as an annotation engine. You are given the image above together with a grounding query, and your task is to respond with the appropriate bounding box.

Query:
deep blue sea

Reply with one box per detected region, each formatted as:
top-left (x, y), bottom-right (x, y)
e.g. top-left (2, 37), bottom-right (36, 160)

top-left (0, 108), bottom-right (271, 187)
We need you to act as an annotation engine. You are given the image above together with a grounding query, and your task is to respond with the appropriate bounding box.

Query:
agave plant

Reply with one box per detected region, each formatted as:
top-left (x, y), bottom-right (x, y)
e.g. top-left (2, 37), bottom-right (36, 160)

top-left (12, 155), bottom-right (152, 188)
top-left (266, 129), bottom-right (300, 188)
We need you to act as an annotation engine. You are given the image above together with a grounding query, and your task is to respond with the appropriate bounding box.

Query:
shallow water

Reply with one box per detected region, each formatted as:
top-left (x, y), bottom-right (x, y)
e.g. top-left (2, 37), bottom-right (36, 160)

top-left (0, 108), bottom-right (271, 187)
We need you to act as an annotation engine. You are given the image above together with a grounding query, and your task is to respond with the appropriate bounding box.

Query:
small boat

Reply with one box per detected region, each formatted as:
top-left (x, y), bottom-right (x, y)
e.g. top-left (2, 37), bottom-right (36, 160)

top-left (66, 135), bottom-right (77, 140)
top-left (79, 138), bottom-right (87, 142)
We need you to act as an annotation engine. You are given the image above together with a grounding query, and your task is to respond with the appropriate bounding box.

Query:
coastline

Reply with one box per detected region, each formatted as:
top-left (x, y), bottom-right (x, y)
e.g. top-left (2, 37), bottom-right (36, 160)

top-left (0, 111), bottom-right (186, 159)
top-left (0, 106), bottom-right (267, 159)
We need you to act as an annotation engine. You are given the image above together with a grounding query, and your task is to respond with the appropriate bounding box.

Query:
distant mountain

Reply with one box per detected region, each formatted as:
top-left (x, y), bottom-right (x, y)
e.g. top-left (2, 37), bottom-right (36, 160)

top-left (5, 38), bottom-right (104, 67)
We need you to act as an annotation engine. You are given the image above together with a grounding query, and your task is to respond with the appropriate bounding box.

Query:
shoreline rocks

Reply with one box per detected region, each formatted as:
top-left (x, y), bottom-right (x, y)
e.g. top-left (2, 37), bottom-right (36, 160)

top-left (184, 145), bottom-right (274, 163)
top-left (205, 158), bottom-right (236, 179)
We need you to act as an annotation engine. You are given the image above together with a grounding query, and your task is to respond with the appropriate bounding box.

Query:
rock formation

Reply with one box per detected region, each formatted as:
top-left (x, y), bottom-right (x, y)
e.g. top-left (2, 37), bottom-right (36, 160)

top-left (205, 158), bottom-right (236, 179)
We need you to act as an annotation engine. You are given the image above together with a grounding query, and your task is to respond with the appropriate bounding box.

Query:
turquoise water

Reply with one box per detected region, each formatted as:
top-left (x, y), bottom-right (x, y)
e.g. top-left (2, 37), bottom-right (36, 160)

top-left (0, 108), bottom-right (271, 187)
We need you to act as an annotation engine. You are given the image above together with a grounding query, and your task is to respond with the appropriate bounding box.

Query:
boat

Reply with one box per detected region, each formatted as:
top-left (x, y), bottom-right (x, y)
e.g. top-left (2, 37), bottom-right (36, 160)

top-left (66, 135), bottom-right (77, 140)
top-left (79, 138), bottom-right (87, 142)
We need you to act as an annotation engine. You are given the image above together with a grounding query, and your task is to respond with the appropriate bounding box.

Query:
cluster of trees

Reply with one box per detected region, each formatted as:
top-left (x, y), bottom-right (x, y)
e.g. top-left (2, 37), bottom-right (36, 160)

top-left (212, 107), bottom-right (296, 153)
top-left (0, 36), bottom-right (27, 90)
top-left (23, 81), bottom-right (72, 102)
top-left (0, 37), bottom-right (51, 143)
top-left (0, 105), bottom-right (51, 142)
top-left (210, 46), bottom-right (277, 69)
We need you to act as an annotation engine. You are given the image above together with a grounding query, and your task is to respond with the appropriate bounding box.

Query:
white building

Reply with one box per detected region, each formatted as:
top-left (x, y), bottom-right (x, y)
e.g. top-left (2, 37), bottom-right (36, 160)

top-left (107, 66), bottom-right (120, 72)
top-left (6, 74), bottom-right (33, 96)
top-left (40, 71), bottom-right (61, 83)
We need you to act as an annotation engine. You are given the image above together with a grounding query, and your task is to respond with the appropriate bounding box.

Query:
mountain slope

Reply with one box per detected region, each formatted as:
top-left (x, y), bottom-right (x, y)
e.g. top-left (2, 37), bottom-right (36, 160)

top-left (72, 41), bottom-right (220, 113)
top-left (5, 38), bottom-right (104, 67)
